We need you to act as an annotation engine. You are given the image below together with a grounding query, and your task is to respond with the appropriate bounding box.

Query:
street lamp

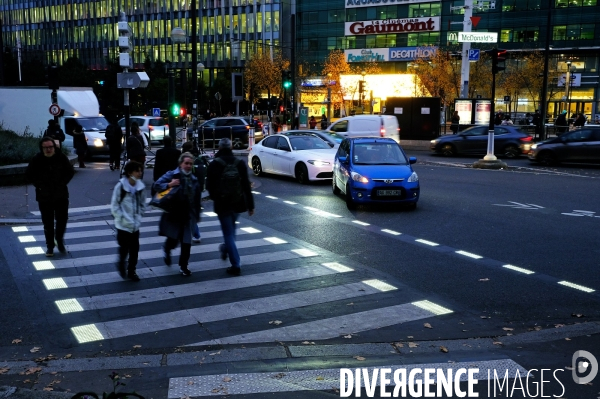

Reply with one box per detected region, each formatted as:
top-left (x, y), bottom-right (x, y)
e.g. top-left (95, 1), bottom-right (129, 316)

top-left (360, 70), bottom-right (366, 113)
top-left (326, 73), bottom-right (332, 122)
top-left (196, 62), bottom-right (205, 148)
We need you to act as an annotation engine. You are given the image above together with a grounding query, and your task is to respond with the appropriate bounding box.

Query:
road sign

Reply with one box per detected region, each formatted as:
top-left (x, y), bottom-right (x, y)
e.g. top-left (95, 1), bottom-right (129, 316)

top-left (117, 72), bottom-right (150, 89)
top-left (504, 96), bottom-right (511, 102)
top-left (468, 49), bottom-right (480, 61)
top-left (153, 108), bottom-right (161, 117)
top-left (49, 104), bottom-right (61, 116)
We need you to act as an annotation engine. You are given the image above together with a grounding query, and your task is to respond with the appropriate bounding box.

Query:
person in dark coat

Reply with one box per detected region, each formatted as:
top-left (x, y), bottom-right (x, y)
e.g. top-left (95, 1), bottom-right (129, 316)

top-left (26, 137), bottom-right (75, 257)
top-left (153, 152), bottom-right (201, 276)
top-left (554, 111), bottom-right (569, 135)
top-left (153, 135), bottom-right (181, 183)
top-left (126, 122), bottom-right (147, 173)
top-left (72, 123), bottom-right (88, 168)
top-left (181, 141), bottom-right (206, 243)
top-left (105, 117), bottom-right (123, 171)
top-left (573, 113), bottom-right (586, 127)
top-left (43, 119), bottom-right (65, 148)
top-left (206, 138), bottom-right (255, 276)
top-left (532, 110), bottom-right (543, 139)
top-left (450, 111), bottom-right (460, 134)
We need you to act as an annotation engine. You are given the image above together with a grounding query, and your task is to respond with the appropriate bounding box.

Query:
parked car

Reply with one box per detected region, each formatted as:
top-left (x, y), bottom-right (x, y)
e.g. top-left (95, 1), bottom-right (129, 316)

top-left (333, 137), bottom-right (419, 210)
top-left (528, 127), bottom-right (600, 165)
top-left (326, 115), bottom-right (400, 142)
top-left (430, 125), bottom-right (532, 158)
top-left (248, 132), bottom-right (336, 184)
top-left (293, 130), bottom-right (345, 149)
top-left (118, 116), bottom-right (169, 143)
top-left (197, 116), bottom-right (254, 149)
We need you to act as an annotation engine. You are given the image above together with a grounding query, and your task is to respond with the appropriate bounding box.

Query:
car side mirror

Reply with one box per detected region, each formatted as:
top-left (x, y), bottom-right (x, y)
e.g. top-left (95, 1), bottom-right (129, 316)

top-left (409, 157), bottom-right (417, 164)
top-left (338, 156), bottom-right (347, 163)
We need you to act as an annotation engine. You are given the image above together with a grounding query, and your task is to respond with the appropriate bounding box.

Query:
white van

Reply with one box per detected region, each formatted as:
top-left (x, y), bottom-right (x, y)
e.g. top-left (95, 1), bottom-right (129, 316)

top-left (326, 115), bottom-right (400, 143)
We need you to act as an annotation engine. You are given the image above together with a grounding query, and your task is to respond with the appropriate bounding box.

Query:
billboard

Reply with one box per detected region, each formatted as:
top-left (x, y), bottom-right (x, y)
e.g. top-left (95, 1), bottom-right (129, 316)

top-left (457, 32), bottom-right (498, 43)
top-left (345, 48), bottom-right (388, 63)
top-left (345, 17), bottom-right (440, 36)
top-left (346, 0), bottom-right (439, 9)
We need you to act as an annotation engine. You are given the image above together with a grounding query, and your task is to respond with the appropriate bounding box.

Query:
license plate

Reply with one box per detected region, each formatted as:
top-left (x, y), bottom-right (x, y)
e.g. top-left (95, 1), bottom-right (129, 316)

top-left (378, 190), bottom-right (401, 196)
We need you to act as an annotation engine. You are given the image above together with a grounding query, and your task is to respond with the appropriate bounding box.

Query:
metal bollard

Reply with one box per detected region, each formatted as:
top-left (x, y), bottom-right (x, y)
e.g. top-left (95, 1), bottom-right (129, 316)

top-left (248, 127), bottom-right (255, 148)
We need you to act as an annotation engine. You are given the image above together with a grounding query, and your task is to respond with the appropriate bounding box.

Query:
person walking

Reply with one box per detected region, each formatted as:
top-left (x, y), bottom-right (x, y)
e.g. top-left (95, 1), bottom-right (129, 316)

top-left (153, 136), bottom-right (181, 187)
top-left (501, 115), bottom-right (514, 125)
top-left (206, 138), bottom-right (255, 276)
top-left (153, 152), bottom-right (201, 276)
top-left (105, 117), bottom-right (123, 171)
top-left (181, 142), bottom-right (206, 244)
top-left (573, 113), bottom-right (586, 128)
top-left (450, 111), bottom-right (460, 134)
top-left (126, 122), bottom-right (146, 171)
top-left (272, 116), bottom-right (281, 133)
top-left (111, 161), bottom-right (146, 281)
top-left (26, 137), bottom-right (75, 257)
top-left (72, 123), bottom-right (88, 168)
top-left (554, 110), bottom-right (569, 135)
top-left (43, 119), bottom-right (65, 148)
top-left (309, 116), bottom-right (317, 129)
top-left (494, 111), bottom-right (504, 126)
top-left (532, 110), bottom-right (543, 139)
top-left (320, 114), bottom-right (328, 130)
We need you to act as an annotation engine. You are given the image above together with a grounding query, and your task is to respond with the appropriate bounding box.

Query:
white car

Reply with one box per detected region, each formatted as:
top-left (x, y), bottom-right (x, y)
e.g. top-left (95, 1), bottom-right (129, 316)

top-left (248, 132), bottom-right (336, 184)
top-left (118, 116), bottom-right (170, 143)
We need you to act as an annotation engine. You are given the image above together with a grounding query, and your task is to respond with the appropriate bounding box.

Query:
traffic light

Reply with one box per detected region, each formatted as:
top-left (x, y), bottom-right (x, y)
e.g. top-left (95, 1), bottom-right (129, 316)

top-left (358, 80), bottom-right (364, 94)
top-left (283, 70), bottom-right (292, 89)
top-left (171, 103), bottom-right (180, 116)
top-left (487, 48), bottom-right (507, 74)
top-left (179, 107), bottom-right (186, 117)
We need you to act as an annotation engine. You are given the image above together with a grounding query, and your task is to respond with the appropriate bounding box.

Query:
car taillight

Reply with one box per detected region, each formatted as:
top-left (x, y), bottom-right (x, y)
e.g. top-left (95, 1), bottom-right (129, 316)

top-left (380, 121), bottom-right (385, 137)
top-left (148, 126), bottom-right (154, 130)
top-left (520, 136), bottom-right (533, 142)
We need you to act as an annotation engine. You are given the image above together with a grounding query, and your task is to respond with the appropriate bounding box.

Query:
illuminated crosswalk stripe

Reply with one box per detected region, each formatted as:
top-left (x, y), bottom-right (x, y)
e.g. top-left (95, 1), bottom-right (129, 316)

top-left (36, 238), bottom-right (279, 270)
top-left (167, 359), bottom-right (526, 398)
top-left (75, 281), bottom-right (390, 341)
top-left (62, 264), bottom-right (347, 313)
top-left (43, 250), bottom-right (313, 290)
top-left (188, 302), bottom-right (452, 347)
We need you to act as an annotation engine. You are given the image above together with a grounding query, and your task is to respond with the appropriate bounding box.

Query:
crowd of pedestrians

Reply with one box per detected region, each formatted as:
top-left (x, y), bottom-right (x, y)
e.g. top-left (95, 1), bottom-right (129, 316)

top-left (27, 124), bottom-right (255, 281)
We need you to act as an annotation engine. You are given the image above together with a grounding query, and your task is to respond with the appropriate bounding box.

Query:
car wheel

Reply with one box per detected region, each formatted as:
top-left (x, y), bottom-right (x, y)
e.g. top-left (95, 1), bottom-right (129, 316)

top-left (345, 184), bottom-right (357, 210)
top-left (538, 151), bottom-right (557, 166)
top-left (332, 176), bottom-right (340, 194)
top-left (503, 144), bottom-right (520, 158)
top-left (251, 157), bottom-right (263, 176)
top-left (441, 143), bottom-right (456, 156)
top-left (295, 163), bottom-right (309, 184)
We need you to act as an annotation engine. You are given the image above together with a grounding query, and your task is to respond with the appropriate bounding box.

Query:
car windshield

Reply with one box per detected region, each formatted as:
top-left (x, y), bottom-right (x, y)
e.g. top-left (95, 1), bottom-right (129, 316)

top-left (289, 136), bottom-right (332, 150)
top-left (320, 132), bottom-right (344, 143)
top-left (352, 142), bottom-right (407, 165)
top-left (77, 117), bottom-right (109, 131)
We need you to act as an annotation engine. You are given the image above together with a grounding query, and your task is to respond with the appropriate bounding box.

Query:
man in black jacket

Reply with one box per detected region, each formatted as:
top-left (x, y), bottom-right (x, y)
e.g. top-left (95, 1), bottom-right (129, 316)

top-left (206, 138), bottom-right (255, 276)
top-left (153, 136), bottom-right (181, 183)
top-left (26, 137), bottom-right (75, 257)
top-left (43, 119), bottom-right (66, 148)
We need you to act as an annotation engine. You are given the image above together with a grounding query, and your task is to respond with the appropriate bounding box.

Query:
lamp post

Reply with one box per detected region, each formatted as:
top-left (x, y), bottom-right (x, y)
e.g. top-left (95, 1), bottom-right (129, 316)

top-left (360, 70), bottom-right (366, 113)
top-left (170, 27), bottom-right (186, 144)
top-left (196, 62), bottom-right (204, 149)
top-left (326, 73), bottom-right (332, 123)
top-left (565, 62), bottom-right (576, 120)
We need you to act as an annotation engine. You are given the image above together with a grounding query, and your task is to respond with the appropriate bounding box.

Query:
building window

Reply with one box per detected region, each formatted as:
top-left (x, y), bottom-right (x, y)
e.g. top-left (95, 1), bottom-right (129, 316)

top-left (408, 3), bottom-right (441, 17)
top-left (556, 0), bottom-right (597, 6)
top-left (553, 24), bottom-right (595, 40)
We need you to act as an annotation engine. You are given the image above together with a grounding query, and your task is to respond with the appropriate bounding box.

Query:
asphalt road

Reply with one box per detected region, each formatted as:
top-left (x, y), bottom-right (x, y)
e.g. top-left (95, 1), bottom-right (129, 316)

top-left (0, 151), bottom-right (598, 398)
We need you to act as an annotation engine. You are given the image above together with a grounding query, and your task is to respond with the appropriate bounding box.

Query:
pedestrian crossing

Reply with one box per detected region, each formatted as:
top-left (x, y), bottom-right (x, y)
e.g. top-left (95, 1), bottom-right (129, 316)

top-left (10, 207), bottom-right (455, 349)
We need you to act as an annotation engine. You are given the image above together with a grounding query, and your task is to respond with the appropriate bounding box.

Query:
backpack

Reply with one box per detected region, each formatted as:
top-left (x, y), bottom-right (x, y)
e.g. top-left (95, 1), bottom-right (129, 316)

top-left (215, 158), bottom-right (243, 206)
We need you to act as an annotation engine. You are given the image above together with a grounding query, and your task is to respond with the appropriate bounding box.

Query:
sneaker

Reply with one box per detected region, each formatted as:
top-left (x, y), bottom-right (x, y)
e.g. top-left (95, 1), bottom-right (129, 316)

top-left (127, 272), bottom-right (140, 281)
top-left (180, 267), bottom-right (192, 276)
top-left (163, 247), bottom-right (172, 266)
top-left (54, 238), bottom-right (66, 254)
top-left (116, 262), bottom-right (126, 278)
top-left (219, 244), bottom-right (228, 260)
top-left (192, 237), bottom-right (201, 244)
top-left (226, 266), bottom-right (241, 276)
top-left (45, 248), bottom-right (54, 257)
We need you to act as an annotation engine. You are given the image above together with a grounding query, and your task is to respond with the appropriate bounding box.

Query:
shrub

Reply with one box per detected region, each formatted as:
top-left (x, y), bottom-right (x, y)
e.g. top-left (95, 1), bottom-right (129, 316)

top-left (0, 125), bottom-right (67, 166)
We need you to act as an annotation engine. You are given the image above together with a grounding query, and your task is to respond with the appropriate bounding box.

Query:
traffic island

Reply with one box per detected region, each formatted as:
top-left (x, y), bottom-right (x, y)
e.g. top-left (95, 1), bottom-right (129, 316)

top-left (472, 159), bottom-right (508, 169)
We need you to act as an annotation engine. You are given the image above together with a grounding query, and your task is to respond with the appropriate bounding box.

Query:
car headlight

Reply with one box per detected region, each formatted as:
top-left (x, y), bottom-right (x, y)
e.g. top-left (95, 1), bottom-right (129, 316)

top-left (307, 160), bottom-right (330, 167)
top-left (351, 171), bottom-right (369, 183)
top-left (530, 144), bottom-right (538, 150)
top-left (430, 139), bottom-right (439, 144)
top-left (407, 171), bottom-right (419, 183)
top-left (93, 138), bottom-right (104, 147)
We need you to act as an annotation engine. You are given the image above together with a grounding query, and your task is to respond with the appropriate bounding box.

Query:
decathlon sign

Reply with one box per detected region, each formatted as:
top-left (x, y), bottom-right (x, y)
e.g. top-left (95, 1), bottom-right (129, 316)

top-left (346, 0), bottom-right (436, 9)
top-left (389, 46), bottom-right (437, 61)
top-left (345, 17), bottom-right (439, 36)
top-left (345, 49), bottom-right (388, 63)
top-left (457, 32), bottom-right (498, 43)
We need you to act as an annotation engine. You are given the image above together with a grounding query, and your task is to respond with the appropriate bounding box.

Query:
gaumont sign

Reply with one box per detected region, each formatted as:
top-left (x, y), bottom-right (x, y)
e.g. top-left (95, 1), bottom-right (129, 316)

top-left (345, 49), bottom-right (388, 62)
top-left (346, 0), bottom-right (437, 9)
top-left (345, 17), bottom-right (439, 36)
top-left (457, 32), bottom-right (498, 43)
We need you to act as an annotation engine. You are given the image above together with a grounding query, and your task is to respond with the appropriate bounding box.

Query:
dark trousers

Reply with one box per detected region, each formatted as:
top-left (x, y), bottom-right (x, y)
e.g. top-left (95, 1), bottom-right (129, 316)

top-left (108, 143), bottom-right (122, 167)
top-left (117, 229), bottom-right (140, 272)
top-left (164, 237), bottom-right (191, 267)
top-left (38, 198), bottom-right (69, 250)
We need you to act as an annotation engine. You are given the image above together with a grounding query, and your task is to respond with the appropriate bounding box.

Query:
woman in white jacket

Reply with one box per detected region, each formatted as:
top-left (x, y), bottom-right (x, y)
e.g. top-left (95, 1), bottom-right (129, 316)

top-left (111, 161), bottom-right (146, 281)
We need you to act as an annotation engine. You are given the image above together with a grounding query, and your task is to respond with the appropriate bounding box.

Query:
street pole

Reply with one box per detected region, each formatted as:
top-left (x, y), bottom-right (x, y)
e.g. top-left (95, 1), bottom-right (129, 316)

top-left (191, 0), bottom-right (198, 151)
top-left (327, 85), bottom-right (331, 123)
top-left (290, 0), bottom-right (296, 129)
top-left (539, 3), bottom-right (552, 141)
top-left (459, 0), bottom-right (473, 98)
top-left (485, 71), bottom-right (497, 161)
top-left (168, 67), bottom-right (175, 142)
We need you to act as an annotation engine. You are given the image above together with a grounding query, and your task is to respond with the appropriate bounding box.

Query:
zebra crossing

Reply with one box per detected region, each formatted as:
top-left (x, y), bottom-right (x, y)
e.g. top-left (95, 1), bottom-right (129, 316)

top-left (10, 206), bottom-right (456, 349)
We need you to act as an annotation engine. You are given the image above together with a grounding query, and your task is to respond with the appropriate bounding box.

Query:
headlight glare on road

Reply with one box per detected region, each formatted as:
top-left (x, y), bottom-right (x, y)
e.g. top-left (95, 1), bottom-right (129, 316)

top-left (351, 172), bottom-right (369, 183)
top-left (308, 160), bottom-right (330, 167)
top-left (407, 171), bottom-right (419, 183)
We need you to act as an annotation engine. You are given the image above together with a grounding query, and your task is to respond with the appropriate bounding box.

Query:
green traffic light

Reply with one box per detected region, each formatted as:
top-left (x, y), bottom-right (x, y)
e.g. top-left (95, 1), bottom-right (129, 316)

top-left (283, 81), bottom-right (292, 89)
top-left (171, 104), bottom-right (180, 116)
